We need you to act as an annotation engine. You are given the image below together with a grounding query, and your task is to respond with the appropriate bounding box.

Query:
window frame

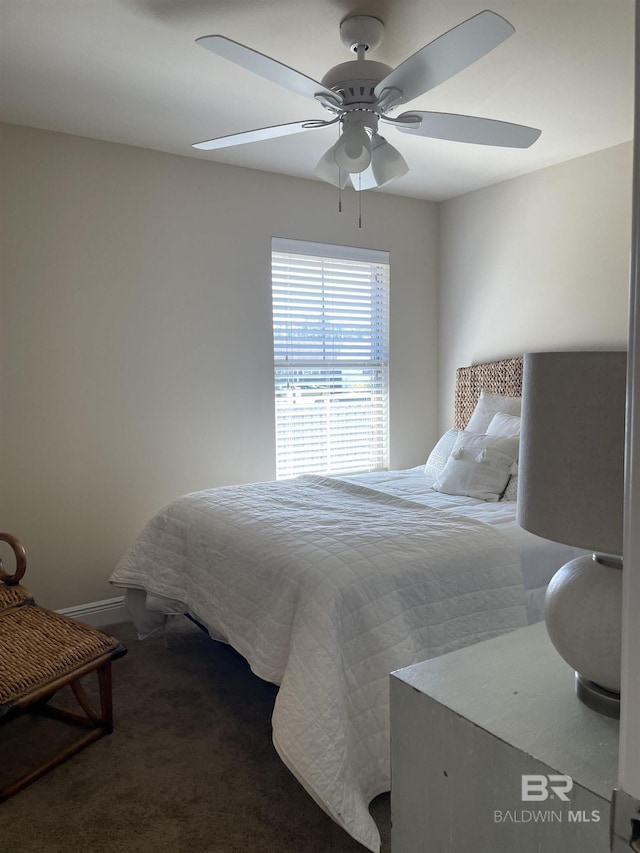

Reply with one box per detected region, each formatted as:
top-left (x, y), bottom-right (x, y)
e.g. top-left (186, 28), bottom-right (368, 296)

top-left (271, 237), bottom-right (390, 480)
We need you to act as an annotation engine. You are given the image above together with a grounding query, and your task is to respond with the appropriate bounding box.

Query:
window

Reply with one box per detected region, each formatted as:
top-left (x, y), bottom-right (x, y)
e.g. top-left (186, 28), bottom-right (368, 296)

top-left (272, 238), bottom-right (390, 479)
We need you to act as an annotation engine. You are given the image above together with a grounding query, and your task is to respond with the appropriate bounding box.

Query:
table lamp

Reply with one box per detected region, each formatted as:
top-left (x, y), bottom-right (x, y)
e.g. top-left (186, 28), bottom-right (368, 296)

top-left (517, 350), bottom-right (627, 718)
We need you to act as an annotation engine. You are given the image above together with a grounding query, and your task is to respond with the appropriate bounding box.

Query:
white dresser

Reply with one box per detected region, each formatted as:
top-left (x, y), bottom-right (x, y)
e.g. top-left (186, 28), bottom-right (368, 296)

top-left (390, 622), bottom-right (619, 853)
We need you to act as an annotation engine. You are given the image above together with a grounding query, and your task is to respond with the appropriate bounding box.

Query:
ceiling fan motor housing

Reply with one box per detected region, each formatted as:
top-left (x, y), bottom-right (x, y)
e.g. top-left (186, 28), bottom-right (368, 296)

top-left (321, 60), bottom-right (393, 108)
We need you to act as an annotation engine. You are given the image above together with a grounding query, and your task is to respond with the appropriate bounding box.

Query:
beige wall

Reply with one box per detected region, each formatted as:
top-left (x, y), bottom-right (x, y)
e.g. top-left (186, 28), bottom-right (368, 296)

top-left (438, 142), bottom-right (633, 429)
top-left (3, 124), bottom-right (632, 611)
top-left (0, 123), bottom-right (439, 610)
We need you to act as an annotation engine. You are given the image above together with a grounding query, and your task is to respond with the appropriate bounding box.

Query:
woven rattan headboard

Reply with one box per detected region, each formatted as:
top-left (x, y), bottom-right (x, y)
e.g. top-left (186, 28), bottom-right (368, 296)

top-left (454, 356), bottom-right (523, 429)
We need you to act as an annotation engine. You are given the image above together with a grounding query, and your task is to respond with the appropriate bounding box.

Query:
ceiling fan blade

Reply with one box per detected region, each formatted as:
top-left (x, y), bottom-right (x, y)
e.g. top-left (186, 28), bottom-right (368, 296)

top-left (193, 118), bottom-right (336, 151)
top-left (395, 111), bottom-right (541, 148)
top-left (196, 35), bottom-right (342, 106)
top-left (374, 10), bottom-right (514, 106)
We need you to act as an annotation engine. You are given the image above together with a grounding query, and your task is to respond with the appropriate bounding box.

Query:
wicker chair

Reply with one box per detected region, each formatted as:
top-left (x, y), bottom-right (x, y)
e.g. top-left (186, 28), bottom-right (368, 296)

top-left (0, 532), bottom-right (127, 801)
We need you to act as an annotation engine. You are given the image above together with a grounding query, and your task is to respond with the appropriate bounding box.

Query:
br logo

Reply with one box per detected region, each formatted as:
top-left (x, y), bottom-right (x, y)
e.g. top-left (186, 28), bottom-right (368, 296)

top-left (521, 774), bottom-right (573, 802)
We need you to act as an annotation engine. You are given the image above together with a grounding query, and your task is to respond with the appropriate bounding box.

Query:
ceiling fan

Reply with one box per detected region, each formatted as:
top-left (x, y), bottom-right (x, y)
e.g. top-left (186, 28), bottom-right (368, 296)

top-left (193, 9), bottom-right (541, 191)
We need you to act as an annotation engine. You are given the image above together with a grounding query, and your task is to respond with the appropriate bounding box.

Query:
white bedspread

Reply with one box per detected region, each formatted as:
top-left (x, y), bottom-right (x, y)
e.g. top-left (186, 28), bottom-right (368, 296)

top-left (111, 474), bottom-right (530, 852)
top-left (341, 467), bottom-right (585, 624)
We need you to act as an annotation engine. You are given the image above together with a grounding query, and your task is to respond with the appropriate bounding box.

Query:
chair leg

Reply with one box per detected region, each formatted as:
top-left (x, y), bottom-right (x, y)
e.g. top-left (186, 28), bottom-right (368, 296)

top-left (97, 662), bottom-right (114, 731)
top-left (0, 726), bottom-right (106, 803)
top-left (70, 676), bottom-right (101, 724)
top-left (0, 663), bottom-right (116, 803)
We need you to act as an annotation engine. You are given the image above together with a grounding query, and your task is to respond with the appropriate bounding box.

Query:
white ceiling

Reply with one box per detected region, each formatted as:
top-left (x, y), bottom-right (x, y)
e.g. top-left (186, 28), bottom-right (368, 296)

top-left (0, 0), bottom-right (634, 201)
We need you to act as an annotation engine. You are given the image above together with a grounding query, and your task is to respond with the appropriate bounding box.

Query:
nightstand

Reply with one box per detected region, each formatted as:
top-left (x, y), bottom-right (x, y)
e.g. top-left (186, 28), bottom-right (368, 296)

top-left (390, 622), bottom-right (619, 853)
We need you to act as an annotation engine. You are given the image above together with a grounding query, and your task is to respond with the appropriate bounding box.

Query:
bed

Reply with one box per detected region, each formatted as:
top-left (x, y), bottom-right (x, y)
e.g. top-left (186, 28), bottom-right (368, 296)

top-left (110, 357), bottom-right (582, 853)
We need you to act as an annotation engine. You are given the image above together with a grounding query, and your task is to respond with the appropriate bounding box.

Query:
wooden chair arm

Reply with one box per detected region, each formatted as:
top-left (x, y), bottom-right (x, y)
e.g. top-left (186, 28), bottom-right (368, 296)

top-left (0, 533), bottom-right (27, 586)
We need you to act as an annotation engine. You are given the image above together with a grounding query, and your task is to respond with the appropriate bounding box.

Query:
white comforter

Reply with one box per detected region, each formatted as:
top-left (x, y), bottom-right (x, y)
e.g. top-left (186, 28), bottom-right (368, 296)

top-left (111, 474), bottom-right (529, 852)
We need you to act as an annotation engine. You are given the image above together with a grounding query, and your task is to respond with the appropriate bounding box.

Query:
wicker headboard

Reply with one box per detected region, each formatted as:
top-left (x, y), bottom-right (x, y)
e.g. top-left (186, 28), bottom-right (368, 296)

top-left (454, 356), bottom-right (523, 429)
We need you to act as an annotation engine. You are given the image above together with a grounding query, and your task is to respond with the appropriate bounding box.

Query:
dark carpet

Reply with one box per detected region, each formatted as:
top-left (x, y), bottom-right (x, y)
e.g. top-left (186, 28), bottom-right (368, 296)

top-left (0, 617), bottom-right (390, 852)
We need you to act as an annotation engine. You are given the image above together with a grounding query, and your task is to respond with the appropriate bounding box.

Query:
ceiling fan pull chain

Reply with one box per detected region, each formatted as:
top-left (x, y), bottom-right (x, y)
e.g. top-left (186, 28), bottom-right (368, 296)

top-left (358, 174), bottom-right (362, 229)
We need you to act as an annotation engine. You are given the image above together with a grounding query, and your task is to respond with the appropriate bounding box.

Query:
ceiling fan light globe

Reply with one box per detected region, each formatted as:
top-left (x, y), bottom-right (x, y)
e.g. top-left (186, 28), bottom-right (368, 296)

top-left (353, 136), bottom-right (410, 191)
top-left (370, 136), bottom-right (409, 185)
top-left (314, 146), bottom-right (351, 188)
top-left (333, 126), bottom-right (372, 173)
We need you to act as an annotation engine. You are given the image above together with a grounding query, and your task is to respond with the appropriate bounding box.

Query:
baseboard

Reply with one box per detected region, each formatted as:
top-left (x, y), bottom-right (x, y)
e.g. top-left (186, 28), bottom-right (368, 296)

top-left (57, 596), bottom-right (129, 628)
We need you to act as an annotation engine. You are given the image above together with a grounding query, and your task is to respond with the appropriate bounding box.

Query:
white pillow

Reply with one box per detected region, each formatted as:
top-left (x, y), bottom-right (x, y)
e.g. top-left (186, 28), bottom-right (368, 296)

top-left (432, 431), bottom-right (520, 502)
top-left (486, 413), bottom-right (520, 499)
top-left (487, 412), bottom-right (521, 437)
top-left (425, 429), bottom-right (460, 476)
top-left (502, 475), bottom-right (518, 501)
top-left (466, 391), bottom-right (522, 434)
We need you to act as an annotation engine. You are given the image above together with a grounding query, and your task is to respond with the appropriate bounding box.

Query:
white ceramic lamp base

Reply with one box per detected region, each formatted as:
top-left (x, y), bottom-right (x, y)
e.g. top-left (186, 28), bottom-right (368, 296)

top-left (544, 553), bottom-right (622, 718)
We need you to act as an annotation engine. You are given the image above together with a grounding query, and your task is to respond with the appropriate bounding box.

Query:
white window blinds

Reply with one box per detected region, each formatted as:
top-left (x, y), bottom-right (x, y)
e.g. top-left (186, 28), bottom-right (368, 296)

top-left (272, 238), bottom-right (390, 480)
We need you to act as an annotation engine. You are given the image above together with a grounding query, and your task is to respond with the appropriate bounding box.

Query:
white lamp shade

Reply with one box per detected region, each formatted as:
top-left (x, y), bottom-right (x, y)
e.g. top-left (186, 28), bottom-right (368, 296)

top-left (517, 351), bottom-right (626, 555)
